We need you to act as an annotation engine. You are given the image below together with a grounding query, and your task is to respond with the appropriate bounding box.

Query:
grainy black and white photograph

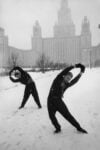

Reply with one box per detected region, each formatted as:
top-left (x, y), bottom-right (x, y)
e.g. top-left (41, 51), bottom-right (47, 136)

top-left (0, 0), bottom-right (100, 149)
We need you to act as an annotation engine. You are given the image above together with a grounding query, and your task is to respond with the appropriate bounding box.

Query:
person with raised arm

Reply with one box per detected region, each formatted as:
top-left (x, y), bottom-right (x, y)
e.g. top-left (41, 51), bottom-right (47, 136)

top-left (9, 66), bottom-right (42, 109)
top-left (47, 63), bottom-right (87, 134)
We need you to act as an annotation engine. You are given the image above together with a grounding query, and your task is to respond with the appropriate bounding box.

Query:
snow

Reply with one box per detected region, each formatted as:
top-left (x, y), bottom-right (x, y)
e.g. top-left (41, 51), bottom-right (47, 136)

top-left (0, 68), bottom-right (100, 150)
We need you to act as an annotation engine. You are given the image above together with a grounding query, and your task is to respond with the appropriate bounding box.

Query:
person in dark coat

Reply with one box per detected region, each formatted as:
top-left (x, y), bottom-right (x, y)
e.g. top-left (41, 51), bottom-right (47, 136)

top-left (9, 66), bottom-right (42, 109)
top-left (47, 63), bottom-right (88, 134)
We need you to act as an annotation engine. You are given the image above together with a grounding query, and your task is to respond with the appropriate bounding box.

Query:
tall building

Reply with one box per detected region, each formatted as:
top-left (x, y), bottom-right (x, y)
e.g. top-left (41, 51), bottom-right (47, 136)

top-left (1, 0), bottom-right (100, 68)
top-left (32, 0), bottom-right (90, 65)
top-left (81, 16), bottom-right (92, 66)
top-left (31, 20), bottom-right (42, 56)
top-left (0, 27), bottom-right (8, 68)
top-left (54, 0), bottom-right (75, 37)
top-left (81, 16), bottom-right (91, 49)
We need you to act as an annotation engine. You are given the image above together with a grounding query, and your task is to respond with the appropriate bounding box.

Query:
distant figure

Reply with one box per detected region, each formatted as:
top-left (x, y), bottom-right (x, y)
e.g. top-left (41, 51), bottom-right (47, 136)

top-left (9, 66), bottom-right (42, 109)
top-left (47, 63), bottom-right (88, 134)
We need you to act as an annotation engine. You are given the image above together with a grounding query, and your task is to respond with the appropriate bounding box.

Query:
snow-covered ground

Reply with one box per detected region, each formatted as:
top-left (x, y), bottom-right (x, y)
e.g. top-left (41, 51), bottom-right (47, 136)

top-left (0, 68), bottom-right (100, 150)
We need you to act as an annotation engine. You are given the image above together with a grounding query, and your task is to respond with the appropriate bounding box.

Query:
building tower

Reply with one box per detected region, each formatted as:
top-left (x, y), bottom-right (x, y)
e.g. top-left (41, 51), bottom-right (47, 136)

top-left (33, 20), bottom-right (42, 38)
top-left (53, 0), bottom-right (75, 37)
top-left (32, 20), bottom-right (42, 53)
top-left (81, 16), bottom-right (91, 49)
top-left (0, 27), bottom-right (8, 68)
top-left (81, 16), bottom-right (92, 66)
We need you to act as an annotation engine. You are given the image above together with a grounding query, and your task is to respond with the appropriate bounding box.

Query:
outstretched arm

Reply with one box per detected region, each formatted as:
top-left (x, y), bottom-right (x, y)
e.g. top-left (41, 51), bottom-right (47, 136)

top-left (69, 63), bottom-right (85, 87)
top-left (9, 67), bottom-right (22, 83)
top-left (9, 76), bottom-right (20, 82)
top-left (11, 66), bottom-right (24, 73)
top-left (9, 70), bottom-right (20, 82)
top-left (57, 65), bottom-right (75, 78)
top-left (69, 72), bottom-right (82, 87)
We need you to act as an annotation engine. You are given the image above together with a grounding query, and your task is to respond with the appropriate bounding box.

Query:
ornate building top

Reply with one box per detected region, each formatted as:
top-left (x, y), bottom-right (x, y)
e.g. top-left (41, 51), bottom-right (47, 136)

top-left (58, 0), bottom-right (73, 25)
top-left (81, 16), bottom-right (91, 35)
top-left (33, 20), bottom-right (42, 38)
top-left (53, 0), bottom-right (75, 37)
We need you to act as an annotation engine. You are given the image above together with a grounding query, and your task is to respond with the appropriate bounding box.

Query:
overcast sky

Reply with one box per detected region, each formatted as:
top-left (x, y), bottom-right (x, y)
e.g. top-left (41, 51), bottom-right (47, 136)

top-left (0, 0), bottom-right (100, 49)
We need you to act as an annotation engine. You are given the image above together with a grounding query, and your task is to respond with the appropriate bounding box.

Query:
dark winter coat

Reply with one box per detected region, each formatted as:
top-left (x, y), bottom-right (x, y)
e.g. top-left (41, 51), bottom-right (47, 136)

top-left (48, 65), bottom-right (84, 99)
top-left (9, 66), bottom-right (33, 85)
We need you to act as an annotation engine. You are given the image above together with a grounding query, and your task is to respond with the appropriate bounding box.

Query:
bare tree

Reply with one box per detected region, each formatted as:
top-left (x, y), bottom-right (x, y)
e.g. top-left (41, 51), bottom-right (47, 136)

top-left (36, 53), bottom-right (51, 72)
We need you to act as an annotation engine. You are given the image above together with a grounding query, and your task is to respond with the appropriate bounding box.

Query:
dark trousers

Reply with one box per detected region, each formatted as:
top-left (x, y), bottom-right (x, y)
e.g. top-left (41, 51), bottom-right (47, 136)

top-left (20, 82), bottom-right (41, 108)
top-left (47, 96), bottom-right (81, 130)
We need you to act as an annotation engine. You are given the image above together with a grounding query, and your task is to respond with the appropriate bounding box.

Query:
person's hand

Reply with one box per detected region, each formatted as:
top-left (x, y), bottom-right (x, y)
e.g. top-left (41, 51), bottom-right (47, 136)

top-left (81, 65), bottom-right (85, 73)
top-left (75, 63), bottom-right (85, 73)
top-left (75, 63), bottom-right (82, 68)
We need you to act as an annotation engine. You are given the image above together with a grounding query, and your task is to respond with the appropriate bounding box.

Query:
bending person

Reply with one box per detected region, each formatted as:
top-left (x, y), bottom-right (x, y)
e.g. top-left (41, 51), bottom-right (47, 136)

top-left (9, 66), bottom-right (42, 109)
top-left (47, 63), bottom-right (87, 134)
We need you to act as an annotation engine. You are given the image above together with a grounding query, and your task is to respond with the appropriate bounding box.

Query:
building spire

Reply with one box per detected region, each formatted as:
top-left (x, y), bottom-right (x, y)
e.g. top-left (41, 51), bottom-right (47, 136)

top-left (61, 0), bottom-right (68, 9)
top-left (33, 20), bottom-right (42, 38)
top-left (81, 16), bottom-right (91, 35)
top-left (81, 16), bottom-right (91, 49)
top-left (53, 0), bottom-right (75, 37)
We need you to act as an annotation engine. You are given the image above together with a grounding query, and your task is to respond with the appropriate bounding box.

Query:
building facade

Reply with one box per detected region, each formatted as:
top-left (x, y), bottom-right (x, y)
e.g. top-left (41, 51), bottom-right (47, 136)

top-left (0, 0), bottom-right (100, 69)
top-left (31, 0), bottom-right (92, 65)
